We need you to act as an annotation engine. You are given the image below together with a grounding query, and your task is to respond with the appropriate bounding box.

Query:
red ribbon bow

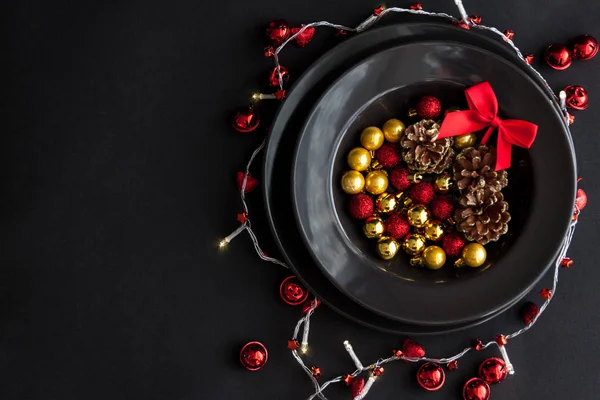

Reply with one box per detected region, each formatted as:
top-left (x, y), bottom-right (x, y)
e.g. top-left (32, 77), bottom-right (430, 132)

top-left (438, 82), bottom-right (538, 171)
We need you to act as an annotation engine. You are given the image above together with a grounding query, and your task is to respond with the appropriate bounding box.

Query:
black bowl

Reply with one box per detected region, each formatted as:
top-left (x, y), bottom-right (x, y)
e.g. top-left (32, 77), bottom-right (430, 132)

top-left (292, 41), bottom-right (576, 326)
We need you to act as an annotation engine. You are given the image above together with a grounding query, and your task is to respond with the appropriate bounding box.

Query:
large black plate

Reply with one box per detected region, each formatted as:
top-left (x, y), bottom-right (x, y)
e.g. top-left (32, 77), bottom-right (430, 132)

top-left (264, 22), bottom-right (569, 334)
top-left (292, 41), bottom-right (576, 325)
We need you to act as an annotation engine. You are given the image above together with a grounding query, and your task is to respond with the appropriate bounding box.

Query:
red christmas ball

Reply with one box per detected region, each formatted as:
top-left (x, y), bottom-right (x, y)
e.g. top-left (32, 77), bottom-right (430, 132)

top-left (564, 85), bottom-right (589, 110)
top-left (442, 233), bottom-right (466, 257)
top-left (268, 66), bottom-right (290, 87)
top-left (479, 357), bottom-right (508, 384)
top-left (240, 341), bottom-right (268, 370)
top-left (232, 107), bottom-right (260, 132)
top-left (236, 172), bottom-right (258, 194)
top-left (417, 363), bottom-right (446, 391)
top-left (402, 338), bottom-right (425, 358)
top-left (463, 377), bottom-right (491, 400)
top-left (576, 188), bottom-right (588, 211)
top-left (351, 377), bottom-right (365, 397)
top-left (266, 20), bottom-right (290, 45)
top-left (521, 301), bottom-right (539, 325)
top-left (571, 34), bottom-right (598, 60)
top-left (409, 182), bottom-right (435, 205)
top-left (385, 213), bottom-right (410, 239)
top-left (291, 25), bottom-right (315, 47)
top-left (430, 195), bottom-right (454, 220)
top-left (416, 96), bottom-right (442, 119)
top-left (349, 193), bottom-right (374, 220)
top-left (280, 276), bottom-right (309, 305)
top-left (375, 143), bottom-right (402, 168)
top-left (544, 43), bottom-right (572, 70)
top-left (390, 166), bottom-right (412, 191)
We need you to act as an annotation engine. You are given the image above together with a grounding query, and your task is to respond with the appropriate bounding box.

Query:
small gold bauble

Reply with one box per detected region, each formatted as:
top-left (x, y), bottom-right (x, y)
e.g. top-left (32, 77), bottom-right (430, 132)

top-left (376, 236), bottom-right (400, 260)
top-left (364, 216), bottom-right (385, 239)
top-left (453, 132), bottom-right (477, 149)
top-left (376, 193), bottom-right (398, 214)
top-left (455, 243), bottom-right (487, 268)
top-left (411, 245), bottom-right (447, 270)
top-left (347, 147), bottom-right (372, 171)
top-left (402, 233), bottom-right (427, 256)
top-left (424, 220), bottom-right (445, 242)
top-left (365, 170), bottom-right (388, 195)
top-left (360, 126), bottom-right (385, 151)
top-left (433, 173), bottom-right (453, 194)
top-left (407, 204), bottom-right (430, 228)
top-left (341, 170), bottom-right (365, 194)
top-left (382, 119), bottom-right (406, 143)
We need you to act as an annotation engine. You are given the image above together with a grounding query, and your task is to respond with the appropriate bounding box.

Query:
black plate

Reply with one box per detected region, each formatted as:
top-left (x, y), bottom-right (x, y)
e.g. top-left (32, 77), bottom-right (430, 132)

top-left (264, 22), bottom-right (568, 335)
top-left (292, 41), bottom-right (576, 326)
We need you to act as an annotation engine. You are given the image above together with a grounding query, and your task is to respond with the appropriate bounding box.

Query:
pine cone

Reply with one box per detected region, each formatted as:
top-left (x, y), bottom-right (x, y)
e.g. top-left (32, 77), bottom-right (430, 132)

top-left (453, 145), bottom-right (508, 192)
top-left (454, 191), bottom-right (511, 245)
top-left (401, 119), bottom-right (454, 174)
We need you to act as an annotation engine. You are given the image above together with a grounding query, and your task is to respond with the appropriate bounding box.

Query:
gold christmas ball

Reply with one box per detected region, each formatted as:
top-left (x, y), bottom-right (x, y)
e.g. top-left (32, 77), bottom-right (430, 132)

top-left (360, 126), bottom-right (385, 151)
top-left (433, 172), bottom-right (453, 194)
top-left (347, 147), bottom-right (372, 171)
top-left (382, 119), bottom-right (406, 143)
top-left (424, 220), bottom-right (445, 242)
top-left (365, 170), bottom-right (388, 195)
top-left (364, 216), bottom-right (385, 239)
top-left (402, 233), bottom-right (426, 256)
top-left (422, 245), bottom-right (447, 270)
top-left (407, 204), bottom-right (430, 228)
top-left (376, 237), bottom-right (400, 260)
top-left (341, 170), bottom-right (365, 194)
top-left (376, 193), bottom-right (398, 214)
top-left (455, 243), bottom-right (487, 268)
top-left (454, 132), bottom-right (477, 149)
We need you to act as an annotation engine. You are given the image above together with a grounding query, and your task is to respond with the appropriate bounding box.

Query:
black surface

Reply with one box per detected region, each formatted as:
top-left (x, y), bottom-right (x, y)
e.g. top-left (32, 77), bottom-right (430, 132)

top-left (2, 1), bottom-right (600, 400)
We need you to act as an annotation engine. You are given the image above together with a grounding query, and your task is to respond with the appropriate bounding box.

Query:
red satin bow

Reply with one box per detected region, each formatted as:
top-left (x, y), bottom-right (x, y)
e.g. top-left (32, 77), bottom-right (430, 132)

top-left (438, 82), bottom-right (538, 171)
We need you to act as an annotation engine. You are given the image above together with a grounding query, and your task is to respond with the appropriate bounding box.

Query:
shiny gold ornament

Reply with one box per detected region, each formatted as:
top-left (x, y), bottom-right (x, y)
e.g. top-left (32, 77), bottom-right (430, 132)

top-left (407, 204), bottom-right (430, 228)
top-left (376, 237), bottom-right (400, 260)
top-left (453, 132), bottom-right (477, 149)
top-left (407, 108), bottom-right (417, 118)
top-left (433, 172), bottom-right (453, 194)
top-left (423, 220), bottom-right (445, 242)
top-left (382, 119), bottom-right (406, 143)
top-left (375, 193), bottom-right (398, 214)
top-left (347, 147), bottom-right (372, 171)
top-left (341, 170), bottom-right (365, 194)
top-left (402, 233), bottom-right (427, 256)
top-left (360, 126), bottom-right (385, 151)
top-left (363, 216), bottom-right (385, 239)
top-left (411, 245), bottom-right (447, 270)
top-left (365, 170), bottom-right (388, 195)
top-left (455, 243), bottom-right (487, 268)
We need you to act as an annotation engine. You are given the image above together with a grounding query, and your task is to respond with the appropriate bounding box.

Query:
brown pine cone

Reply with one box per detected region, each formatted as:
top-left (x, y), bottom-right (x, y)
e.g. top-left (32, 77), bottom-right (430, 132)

top-left (457, 187), bottom-right (504, 209)
top-left (400, 119), bottom-right (454, 174)
top-left (454, 191), bottom-right (511, 245)
top-left (453, 145), bottom-right (508, 192)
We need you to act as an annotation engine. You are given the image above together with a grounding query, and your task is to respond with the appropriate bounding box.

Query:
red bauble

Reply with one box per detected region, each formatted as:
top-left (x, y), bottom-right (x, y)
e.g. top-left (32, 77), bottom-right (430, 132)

top-left (268, 66), bottom-right (290, 87)
top-left (302, 298), bottom-right (321, 313)
top-left (417, 362), bottom-right (446, 391)
top-left (520, 301), bottom-right (539, 325)
top-left (463, 377), bottom-right (491, 400)
top-left (544, 43), bottom-right (572, 70)
top-left (430, 195), bottom-right (454, 220)
top-left (240, 341), bottom-right (268, 370)
top-left (442, 233), bottom-right (466, 257)
top-left (351, 378), bottom-right (365, 397)
top-left (236, 172), bottom-right (258, 194)
top-left (409, 182), bottom-right (435, 205)
top-left (479, 357), bottom-right (508, 384)
top-left (571, 34), bottom-right (598, 60)
top-left (564, 85), bottom-right (589, 110)
top-left (576, 188), bottom-right (588, 210)
top-left (266, 20), bottom-right (290, 45)
top-left (402, 338), bottom-right (425, 358)
top-left (385, 213), bottom-right (410, 239)
top-left (232, 107), bottom-right (260, 132)
top-left (349, 193), bottom-right (374, 220)
top-left (416, 96), bottom-right (442, 119)
top-left (375, 143), bottom-right (402, 168)
top-left (280, 276), bottom-right (309, 305)
top-left (390, 166), bottom-right (412, 191)
top-left (291, 25), bottom-right (315, 47)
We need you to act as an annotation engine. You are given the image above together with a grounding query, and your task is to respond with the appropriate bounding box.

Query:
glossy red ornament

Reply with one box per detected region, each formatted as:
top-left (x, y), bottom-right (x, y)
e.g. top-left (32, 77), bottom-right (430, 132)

top-left (240, 341), bottom-right (268, 371)
top-left (561, 257), bottom-right (574, 268)
top-left (571, 34), bottom-right (598, 60)
top-left (540, 287), bottom-right (552, 299)
top-left (472, 338), bottom-right (483, 351)
top-left (274, 89), bottom-right (286, 100)
top-left (264, 46), bottom-right (274, 57)
top-left (302, 298), bottom-right (321, 313)
top-left (479, 357), bottom-right (508, 384)
top-left (463, 377), bottom-right (491, 400)
top-left (503, 29), bottom-right (515, 41)
top-left (544, 43), bottom-right (572, 70)
top-left (447, 360), bottom-right (459, 371)
top-left (311, 366), bottom-right (321, 379)
top-left (525, 53), bottom-right (534, 65)
top-left (236, 171), bottom-right (258, 194)
top-left (342, 373), bottom-right (354, 386)
top-left (390, 166), bottom-right (413, 191)
top-left (495, 334), bottom-right (507, 347)
top-left (520, 301), bottom-right (539, 325)
top-left (409, 182), bottom-right (435, 204)
top-left (375, 143), bottom-right (402, 168)
top-left (351, 378), bottom-right (365, 397)
top-left (266, 20), bottom-right (290, 45)
top-left (417, 362), bottom-right (446, 391)
top-left (430, 195), bottom-right (454, 220)
top-left (410, 3), bottom-right (423, 10)
top-left (232, 107), bottom-right (260, 132)
top-left (373, 5), bottom-right (384, 16)
top-left (416, 96), bottom-right (442, 119)
top-left (269, 66), bottom-right (289, 87)
top-left (576, 188), bottom-right (588, 210)
top-left (442, 233), bottom-right (466, 258)
top-left (237, 212), bottom-right (249, 224)
top-left (468, 15), bottom-right (481, 24)
top-left (291, 25), bottom-right (315, 47)
top-left (373, 366), bottom-right (384, 376)
top-left (385, 213), bottom-right (410, 240)
top-left (564, 85), bottom-right (589, 110)
top-left (349, 193), bottom-right (374, 220)
top-left (402, 338), bottom-right (425, 358)
top-left (280, 276), bottom-right (309, 305)
top-left (287, 339), bottom-right (300, 350)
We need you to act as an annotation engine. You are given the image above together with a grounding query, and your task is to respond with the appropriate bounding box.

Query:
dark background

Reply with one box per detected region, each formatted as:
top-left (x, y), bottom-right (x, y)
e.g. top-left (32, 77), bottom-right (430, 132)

top-left (1, 0), bottom-right (600, 399)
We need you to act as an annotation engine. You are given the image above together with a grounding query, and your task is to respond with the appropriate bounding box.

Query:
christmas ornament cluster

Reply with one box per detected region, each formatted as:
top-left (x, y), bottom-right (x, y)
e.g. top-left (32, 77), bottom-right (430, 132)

top-left (340, 95), bottom-right (512, 270)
